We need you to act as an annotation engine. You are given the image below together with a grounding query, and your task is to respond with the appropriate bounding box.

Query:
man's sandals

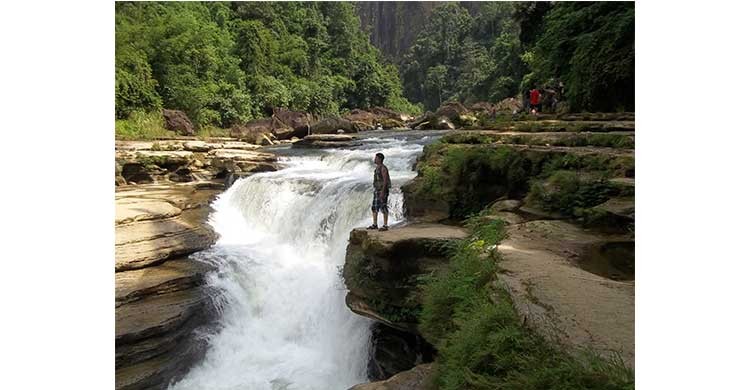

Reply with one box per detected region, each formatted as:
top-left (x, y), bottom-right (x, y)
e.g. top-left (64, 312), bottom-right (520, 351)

top-left (366, 224), bottom-right (389, 231)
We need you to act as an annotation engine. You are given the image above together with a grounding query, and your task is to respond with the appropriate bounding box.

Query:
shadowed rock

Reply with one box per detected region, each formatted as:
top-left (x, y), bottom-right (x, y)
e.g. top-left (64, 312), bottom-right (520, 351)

top-left (162, 109), bottom-right (195, 136)
top-left (349, 364), bottom-right (435, 390)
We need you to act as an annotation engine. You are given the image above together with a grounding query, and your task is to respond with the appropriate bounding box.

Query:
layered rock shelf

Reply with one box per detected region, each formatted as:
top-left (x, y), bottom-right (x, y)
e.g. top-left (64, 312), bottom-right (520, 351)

top-left (115, 140), bottom-right (278, 187)
top-left (115, 182), bottom-right (223, 389)
top-left (342, 117), bottom-right (635, 385)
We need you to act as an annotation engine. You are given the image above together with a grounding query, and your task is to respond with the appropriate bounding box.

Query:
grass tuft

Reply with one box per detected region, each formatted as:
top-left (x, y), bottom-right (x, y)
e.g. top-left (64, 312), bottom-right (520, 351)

top-left (115, 110), bottom-right (173, 140)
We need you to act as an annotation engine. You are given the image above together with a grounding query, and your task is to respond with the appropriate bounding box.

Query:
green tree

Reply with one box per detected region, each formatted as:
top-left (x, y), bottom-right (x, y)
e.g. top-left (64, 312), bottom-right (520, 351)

top-left (115, 46), bottom-right (161, 119)
top-left (115, 1), bottom-right (417, 129)
top-left (426, 65), bottom-right (449, 108)
top-left (531, 2), bottom-right (635, 111)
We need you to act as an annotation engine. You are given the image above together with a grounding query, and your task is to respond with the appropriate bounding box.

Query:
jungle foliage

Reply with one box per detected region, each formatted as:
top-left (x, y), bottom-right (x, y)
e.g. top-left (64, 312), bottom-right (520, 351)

top-left (399, 2), bottom-right (634, 112)
top-left (115, 1), bottom-right (417, 127)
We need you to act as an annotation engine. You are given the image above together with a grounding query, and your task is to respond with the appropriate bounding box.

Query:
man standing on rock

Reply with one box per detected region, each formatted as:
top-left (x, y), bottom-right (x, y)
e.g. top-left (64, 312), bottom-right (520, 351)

top-left (368, 152), bottom-right (391, 231)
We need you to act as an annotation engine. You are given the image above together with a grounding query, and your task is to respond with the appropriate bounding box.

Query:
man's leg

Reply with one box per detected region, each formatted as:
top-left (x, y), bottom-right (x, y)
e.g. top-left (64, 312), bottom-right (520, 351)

top-left (372, 210), bottom-right (378, 226)
top-left (382, 210), bottom-right (388, 227)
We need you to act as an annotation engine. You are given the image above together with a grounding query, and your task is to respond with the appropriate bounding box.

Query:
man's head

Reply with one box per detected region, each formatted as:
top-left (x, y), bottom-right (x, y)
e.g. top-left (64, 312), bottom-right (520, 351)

top-left (374, 153), bottom-right (384, 164)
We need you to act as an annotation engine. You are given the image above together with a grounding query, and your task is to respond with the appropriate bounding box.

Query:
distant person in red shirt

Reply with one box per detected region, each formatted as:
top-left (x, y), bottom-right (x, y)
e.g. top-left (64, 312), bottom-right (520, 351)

top-left (529, 87), bottom-right (541, 115)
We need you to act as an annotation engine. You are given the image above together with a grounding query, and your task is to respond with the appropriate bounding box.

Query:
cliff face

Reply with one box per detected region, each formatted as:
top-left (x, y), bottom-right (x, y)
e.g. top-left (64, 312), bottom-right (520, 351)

top-left (356, 2), bottom-right (480, 62)
top-left (356, 2), bottom-right (440, 62)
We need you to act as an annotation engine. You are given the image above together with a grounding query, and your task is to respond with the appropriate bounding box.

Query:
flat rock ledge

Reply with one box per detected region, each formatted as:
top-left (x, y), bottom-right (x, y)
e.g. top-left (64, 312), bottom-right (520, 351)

top-left (115, 140), bottom-right (278, 186)
top-left (495, 219), bottom-right (635, 367)
top-left (115, 182), bottom-right (222, 390)
top-left (292, 133), bottom-right (363, 148)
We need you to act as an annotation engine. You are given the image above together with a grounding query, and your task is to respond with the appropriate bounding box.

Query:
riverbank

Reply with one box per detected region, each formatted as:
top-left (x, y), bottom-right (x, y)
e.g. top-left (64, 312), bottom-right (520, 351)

top-left (114, 137), bottom-right (281, 389)
top-left (115, 182), bottom-right (222, 389)
top-left (343, 118), bottom-right (635, 388)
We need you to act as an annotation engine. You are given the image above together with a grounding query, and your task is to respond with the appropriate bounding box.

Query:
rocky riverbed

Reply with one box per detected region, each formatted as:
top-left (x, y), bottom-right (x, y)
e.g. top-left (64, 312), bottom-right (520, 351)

top-left (115, 112), bottom-right (635, 389)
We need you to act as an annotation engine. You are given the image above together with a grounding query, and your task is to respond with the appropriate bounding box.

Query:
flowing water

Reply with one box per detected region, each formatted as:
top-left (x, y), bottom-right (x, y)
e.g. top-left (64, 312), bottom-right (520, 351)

top-left (171, 131), bottom-right (444, 390)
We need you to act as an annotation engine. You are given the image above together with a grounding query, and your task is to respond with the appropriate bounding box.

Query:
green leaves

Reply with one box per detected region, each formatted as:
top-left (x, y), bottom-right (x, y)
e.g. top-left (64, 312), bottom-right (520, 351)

top-left (115, 1), bottom-right (416, 128)
top-left (115, 46), bottom-right (161, 119)
top-left (531, 2), bottom-right (635, 112)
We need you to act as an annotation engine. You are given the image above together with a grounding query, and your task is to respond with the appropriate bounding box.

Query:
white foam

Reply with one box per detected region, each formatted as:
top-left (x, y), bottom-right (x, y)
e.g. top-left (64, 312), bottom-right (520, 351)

top-left (170, 136), bottom-right (429, 390)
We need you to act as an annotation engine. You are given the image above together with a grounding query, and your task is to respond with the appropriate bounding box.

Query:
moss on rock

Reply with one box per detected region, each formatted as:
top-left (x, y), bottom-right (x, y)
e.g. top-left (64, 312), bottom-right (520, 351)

top-left (403, 142), bottom-right (634, 221)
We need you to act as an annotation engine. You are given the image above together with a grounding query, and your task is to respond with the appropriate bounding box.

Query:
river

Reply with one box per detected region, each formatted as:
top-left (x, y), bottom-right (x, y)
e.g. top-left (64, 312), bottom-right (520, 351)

top-left (170, 131), bottom-right (445, 390)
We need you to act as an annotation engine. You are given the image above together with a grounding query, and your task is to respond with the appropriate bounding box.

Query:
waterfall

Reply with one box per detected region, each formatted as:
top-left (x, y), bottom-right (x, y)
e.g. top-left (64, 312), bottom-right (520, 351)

top-left (170, 133), bottom-right (438, 390)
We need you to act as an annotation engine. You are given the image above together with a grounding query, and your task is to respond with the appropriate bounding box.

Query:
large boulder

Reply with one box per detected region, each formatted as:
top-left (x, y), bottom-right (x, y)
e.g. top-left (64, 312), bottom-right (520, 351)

top-left (407, 112), bottom-right (454, 130)
top-left (343, 223), bottom-right (468, 332)
top-left (162, 109), bottom-right (195, 136)
top-left (310, 117), bottom-right (373, 134)
top-left (494, 97), bottom-right (524, 114)
top-left (435, 102), bottom-right (471, 122)
top-left (272, 107), bottom-right (313, 139)
top-left (232, 116), bottom-right (291, 143)
top-left (345, 109), bottom-right (379, 126)
top-left (369, 106), bottom-right (413, 122)
top-left (380, 118), bottom-right (406, 129)
top-left (469, 101), bottom-right (495, 117)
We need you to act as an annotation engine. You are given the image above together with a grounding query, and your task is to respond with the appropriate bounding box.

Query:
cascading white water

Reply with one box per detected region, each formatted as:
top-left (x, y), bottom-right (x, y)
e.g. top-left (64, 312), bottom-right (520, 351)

top-left (171, 133), bottom-right (441, 390)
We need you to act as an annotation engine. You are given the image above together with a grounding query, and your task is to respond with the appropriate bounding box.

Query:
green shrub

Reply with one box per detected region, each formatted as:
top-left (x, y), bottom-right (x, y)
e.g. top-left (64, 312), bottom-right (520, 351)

top-left (525, 171), bottom-right (617, 217)
top-left (115, 110), bottom-right (172, 140)
top-left (419, 215), bottom-right (504, 344)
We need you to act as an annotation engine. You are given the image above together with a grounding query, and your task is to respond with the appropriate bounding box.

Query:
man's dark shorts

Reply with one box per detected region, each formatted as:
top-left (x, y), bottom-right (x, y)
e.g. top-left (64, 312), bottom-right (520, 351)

top-left (371, 189), bottom-right (389, 213)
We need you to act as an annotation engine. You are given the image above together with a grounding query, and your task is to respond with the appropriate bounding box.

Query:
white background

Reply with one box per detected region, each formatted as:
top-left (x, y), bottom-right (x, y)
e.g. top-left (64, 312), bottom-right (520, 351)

top-left (0, 0), bottom-right (749, 388)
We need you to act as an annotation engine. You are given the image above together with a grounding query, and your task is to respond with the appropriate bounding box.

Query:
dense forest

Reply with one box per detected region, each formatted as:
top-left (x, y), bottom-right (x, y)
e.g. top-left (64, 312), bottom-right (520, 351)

top-left (396, 1), bottom-right (634, 111)
top-left (115, 1), bottom-right (634, 130)
top-left (115, 1), bottom-right (416, 128)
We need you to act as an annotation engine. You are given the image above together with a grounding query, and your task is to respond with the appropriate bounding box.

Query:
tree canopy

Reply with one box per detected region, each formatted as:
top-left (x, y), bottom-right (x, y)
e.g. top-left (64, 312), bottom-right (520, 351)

top-left (116, 1), bottom-right (636, 127)
top-left (115, 1), bottom-right (417, 127)
top-left (398, 1), bottom-right (634, 112)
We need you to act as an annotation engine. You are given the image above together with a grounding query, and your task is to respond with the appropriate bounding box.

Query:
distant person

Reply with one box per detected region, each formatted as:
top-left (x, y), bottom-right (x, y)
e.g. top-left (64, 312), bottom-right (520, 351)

top-left (530, 87), bottom-right (541, 115)
top-left (367, 152), bottom-right (391, 231)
